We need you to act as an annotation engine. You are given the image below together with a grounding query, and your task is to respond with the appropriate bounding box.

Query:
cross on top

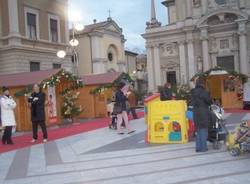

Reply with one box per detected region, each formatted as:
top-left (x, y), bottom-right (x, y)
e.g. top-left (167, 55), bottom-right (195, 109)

top-left (108, 9), bottom-right (111, 18)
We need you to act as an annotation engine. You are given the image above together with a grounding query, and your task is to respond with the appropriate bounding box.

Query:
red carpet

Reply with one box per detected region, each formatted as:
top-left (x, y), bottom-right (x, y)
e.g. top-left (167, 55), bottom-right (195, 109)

top-left (0, 112), bottom-right (144, 154)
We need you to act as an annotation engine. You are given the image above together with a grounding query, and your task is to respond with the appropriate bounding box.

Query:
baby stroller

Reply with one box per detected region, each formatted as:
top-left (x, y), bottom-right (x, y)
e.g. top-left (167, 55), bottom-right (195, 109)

top-left (227, 120), bottom-right (250, 156)
top-left (208, 104), bottom-right (228, 149)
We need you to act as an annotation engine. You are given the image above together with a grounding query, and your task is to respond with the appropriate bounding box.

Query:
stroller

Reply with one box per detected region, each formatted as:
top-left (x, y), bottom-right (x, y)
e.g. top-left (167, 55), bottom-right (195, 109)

top-left (207, 104), bottom-right (228, 149)
top-left (227, 120), bottom-right (250, 156)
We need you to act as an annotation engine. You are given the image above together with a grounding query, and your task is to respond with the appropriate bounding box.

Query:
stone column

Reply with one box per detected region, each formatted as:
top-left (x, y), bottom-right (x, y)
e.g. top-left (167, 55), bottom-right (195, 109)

top-left (178, 40), bottom-right (187, 84)
top-left (8, 0), bottom-right (20, 36)
top-left (146, 45), bottom-right (155, 92)
top-left (186, 34), bottom-right (196, 82)
top-left (200, 27), bottom-right (210, 71)
top-left (153, 44), bottom-right (162, 88)
top-left (201, 0), bottom-right (207, 15)
top-left (238, 20), bottom-right (249, 75)
top-left (186, 0), bottom-right (193, 18)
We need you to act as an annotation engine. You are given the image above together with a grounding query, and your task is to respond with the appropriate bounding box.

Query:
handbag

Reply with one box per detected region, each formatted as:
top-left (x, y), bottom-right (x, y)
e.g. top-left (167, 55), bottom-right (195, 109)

top-left (113, 102), bottom-right (123, 114)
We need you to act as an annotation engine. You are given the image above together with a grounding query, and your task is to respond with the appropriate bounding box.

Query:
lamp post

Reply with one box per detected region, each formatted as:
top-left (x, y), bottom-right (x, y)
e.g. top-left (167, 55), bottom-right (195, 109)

top-left (57, 22), bottom-right (84, 76)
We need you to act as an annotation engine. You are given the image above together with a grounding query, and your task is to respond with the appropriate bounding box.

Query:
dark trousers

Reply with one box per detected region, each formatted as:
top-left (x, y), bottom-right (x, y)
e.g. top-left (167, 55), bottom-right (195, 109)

top-left (32, 121), bottom-right (48, 140)
top-left (2, 126), bottom-right (13, 144)
top-left (196, 128), bottom-right (208, 152)
top-left (128, 107), bottom-right (138, 119)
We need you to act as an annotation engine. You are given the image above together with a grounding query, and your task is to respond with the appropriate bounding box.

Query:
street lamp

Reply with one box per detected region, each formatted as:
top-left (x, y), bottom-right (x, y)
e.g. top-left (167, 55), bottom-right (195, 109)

top-left (56, 22), bottom-right (84, 76)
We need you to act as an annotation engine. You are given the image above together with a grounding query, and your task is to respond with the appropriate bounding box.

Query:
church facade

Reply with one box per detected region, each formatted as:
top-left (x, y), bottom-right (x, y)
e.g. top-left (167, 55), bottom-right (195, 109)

top-left (74, 18), bottom-right (127, 75)
top-left (143, 0), bottom-right (250, 92)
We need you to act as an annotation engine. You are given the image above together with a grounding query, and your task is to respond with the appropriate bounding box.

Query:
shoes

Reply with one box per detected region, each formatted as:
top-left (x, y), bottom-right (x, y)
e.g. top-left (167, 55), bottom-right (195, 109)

top-left (43, 139), bottom-right (47, 143)
top-left (128, 130), bottom-right (136, 134)
top-left (7, 141), bottom-right (14, 145)
top-left (2, 139), bottom-right (6, 145)
top-left (31, 139), bottom-right (37, 143)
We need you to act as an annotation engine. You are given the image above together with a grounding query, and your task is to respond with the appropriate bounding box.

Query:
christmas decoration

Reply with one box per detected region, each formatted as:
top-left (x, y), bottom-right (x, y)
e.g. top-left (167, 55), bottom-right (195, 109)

top-left (14, 69), bottom-right (84, 97)
top-left (191, 66), bottom-right (248, 83)
top-left (90, 73), bottom-right (134, 94)
top-left (61, 89), bottom-right (82, 122)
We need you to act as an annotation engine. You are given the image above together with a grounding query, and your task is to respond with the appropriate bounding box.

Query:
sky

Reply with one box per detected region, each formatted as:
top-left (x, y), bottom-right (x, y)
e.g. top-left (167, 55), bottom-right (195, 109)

top-left (69, 0), bottom-right (168, 53)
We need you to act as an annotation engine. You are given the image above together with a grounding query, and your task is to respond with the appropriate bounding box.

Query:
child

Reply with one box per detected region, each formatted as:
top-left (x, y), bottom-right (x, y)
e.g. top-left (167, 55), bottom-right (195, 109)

top-left (106, 99), bottom-right (117, 129)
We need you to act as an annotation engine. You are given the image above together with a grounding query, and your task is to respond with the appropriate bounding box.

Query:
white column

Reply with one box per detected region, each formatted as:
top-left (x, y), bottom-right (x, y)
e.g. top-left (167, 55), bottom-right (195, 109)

top-left (178, 41), bottom-right (187, 84)
top-left (146, 45), bottom-right (155, 92)
top-left (200, 27), bottom-right (210, 71)
top-left (8, 0), bottom-right (20, 35)
top-left (201, 0), bottom-right (207, 15)
top-left (153, 44), bottom-right (162, 88)
top-left (187, 37), bottom-right (196, 82)
top-left (186, 0), bottom-right (193, 18)
top-left (238, 21), bottom-right (249, 75)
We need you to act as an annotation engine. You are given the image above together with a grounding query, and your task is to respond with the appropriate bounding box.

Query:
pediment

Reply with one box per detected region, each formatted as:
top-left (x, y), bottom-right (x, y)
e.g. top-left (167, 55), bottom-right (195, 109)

top-left (105, 22), bottom-right (122, 33)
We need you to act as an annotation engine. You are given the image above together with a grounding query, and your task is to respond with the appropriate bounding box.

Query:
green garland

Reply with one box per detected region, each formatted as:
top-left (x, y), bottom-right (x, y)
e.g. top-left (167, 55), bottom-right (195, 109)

top-left (191, 66), bottom-right (248, 83)
top-left (14, 69), bottom-right (84, 97)
top-left (90, 72), bottom-right (134, 94)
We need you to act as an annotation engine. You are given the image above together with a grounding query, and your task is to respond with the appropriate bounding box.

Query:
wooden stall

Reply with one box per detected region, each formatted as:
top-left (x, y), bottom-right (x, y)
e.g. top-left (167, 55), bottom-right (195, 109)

top-left (78, 72), bottom-right (122, 118)
top-left (0, 69), bottom-right (81, 131)
top-left (194, 68), bottom-right (247, 109)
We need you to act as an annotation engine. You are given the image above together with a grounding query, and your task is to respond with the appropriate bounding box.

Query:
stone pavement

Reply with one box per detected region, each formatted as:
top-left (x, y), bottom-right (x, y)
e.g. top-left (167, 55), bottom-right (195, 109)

top-left (0, 113), bottom-right (250, 184)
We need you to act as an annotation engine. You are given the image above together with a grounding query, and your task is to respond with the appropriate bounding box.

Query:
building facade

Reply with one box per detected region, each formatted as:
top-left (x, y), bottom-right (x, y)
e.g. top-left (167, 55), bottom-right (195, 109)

top-left (74, 17), bottom-right (127, 75)
top-left (143, 0), bottom-right (250, 92)
top-left (0, 0), bottom-right (72, 74)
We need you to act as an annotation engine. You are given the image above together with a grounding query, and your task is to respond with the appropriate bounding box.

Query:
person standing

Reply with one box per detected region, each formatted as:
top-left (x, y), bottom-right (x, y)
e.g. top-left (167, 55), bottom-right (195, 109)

top-left (191, 78), bottom-right (212, 152)
top-left (127, 88), bottom-right (138, 119)
top-left (1, 87), bottom-right (16, 145)
top-left (115, 83), bottom-right (135, 135)
top-left (28, 84), bottom-right (48, 143)
top-left (160, 83), bottom-right (173, 101)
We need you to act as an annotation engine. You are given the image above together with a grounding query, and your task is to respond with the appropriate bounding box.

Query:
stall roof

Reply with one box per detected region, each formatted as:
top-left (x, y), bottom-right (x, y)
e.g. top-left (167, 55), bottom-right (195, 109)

top-left (82, 72), bottom-right (122, 85)
top-left (0, 69), bottom-right (61, 87)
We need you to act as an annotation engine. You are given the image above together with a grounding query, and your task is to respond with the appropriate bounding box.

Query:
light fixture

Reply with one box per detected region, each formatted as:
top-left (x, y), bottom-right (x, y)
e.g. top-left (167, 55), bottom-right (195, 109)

top-left (133, 70), bottom-right (137, 74)
top-left (57, 50), bottom-right (66, 58)
top-left (69, 39), bottom-right (79, 47)
top-left (74, 22), bottom-right (84, 31)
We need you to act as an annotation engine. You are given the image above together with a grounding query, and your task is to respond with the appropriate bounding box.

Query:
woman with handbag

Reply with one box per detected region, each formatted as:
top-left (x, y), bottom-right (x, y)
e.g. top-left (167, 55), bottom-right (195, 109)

top-left (114, 83), bottom-right (135, 135)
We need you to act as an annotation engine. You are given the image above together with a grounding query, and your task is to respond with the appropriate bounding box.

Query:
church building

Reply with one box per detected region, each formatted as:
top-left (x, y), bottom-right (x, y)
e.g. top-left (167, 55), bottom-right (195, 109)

top-left (143, 0), bottom-right (250, 92)
top-left (74, 17), bottom-right (127, 75)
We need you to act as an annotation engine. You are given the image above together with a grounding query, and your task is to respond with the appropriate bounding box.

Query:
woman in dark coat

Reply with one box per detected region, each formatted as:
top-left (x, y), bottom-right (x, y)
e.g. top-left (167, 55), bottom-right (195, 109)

top-left (191, 78), bottom-right (212, 152)
top-left (28, 84), bottom-right (48, 143)
top-left (115, 83), bottom-right (135, 135)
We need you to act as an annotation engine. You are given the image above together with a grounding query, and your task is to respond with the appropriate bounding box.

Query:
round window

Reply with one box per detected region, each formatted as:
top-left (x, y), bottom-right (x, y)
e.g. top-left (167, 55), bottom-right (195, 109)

top-left (108, 52), bottom-right (113, 62)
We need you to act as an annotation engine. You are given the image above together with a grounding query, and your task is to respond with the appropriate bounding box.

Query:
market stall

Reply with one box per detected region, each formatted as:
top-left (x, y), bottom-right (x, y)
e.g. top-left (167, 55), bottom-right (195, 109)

top-left (192, 67), bottom-right (248, 109)
top-left (0, 69), bottom-right (83, 131)
top-left (78, 72), bottom-right (133, 118)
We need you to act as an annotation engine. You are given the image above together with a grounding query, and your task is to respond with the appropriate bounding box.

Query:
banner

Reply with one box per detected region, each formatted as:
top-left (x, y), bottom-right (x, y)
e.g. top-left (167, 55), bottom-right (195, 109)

top-left (48, 86), bottom-right (57, 124)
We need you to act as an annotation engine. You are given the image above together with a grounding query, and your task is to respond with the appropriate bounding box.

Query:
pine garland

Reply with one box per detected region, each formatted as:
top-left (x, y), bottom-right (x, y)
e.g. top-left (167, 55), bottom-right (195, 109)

top-left (90, 72), bottom-right (134, 94)
top-left (14, 69), bottom-right (84, 97)
top-left (191, 66), bottom-right (248, 83)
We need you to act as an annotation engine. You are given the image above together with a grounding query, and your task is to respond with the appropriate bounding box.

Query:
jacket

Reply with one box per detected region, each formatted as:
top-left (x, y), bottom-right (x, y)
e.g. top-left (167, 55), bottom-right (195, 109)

top-left (0, 95), bottom-right (16, 127)
top-left (115, 90), bottom-right (128, 111)
top-left (190, 86), bottom-right (212, 129)
top-left (29, 92), bottom-right (46, 122)
top-left (127, 91), bottom-right (137, 108)
top-left (160, 87), bottom-right (173, 101)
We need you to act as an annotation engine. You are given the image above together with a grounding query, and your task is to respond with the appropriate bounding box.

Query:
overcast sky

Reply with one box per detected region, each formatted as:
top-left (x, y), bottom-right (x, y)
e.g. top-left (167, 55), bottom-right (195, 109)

top-left (69, 0), bottom-right (168, 52)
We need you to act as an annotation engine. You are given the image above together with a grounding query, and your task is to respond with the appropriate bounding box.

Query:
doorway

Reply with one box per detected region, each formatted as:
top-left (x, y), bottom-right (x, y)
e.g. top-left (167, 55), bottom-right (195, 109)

top-left (166, 71), bottom-right (177, 86)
